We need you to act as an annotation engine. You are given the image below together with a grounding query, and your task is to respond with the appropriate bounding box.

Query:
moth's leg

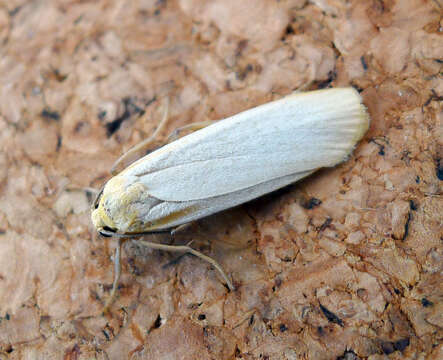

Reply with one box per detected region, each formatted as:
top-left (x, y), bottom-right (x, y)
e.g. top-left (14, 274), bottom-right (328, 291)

top-left (293, 81), bottom-right (313, 93)
top-left (65, 186), bottom-right (99, 195)
top-left (169, 222), bottom-right (196, 237)
top-left (166, 120), bottom-right (216, 143)
top-left (102, 238), bottom-right (123, 314)
top-left (138, 239), bottom-right (235, 291)
top-left (111, 98), bottom-right (170, 174)
top-left (165, 96), bottom-right (214, 143)
top-left (111, 98), bottom-right (217, 173)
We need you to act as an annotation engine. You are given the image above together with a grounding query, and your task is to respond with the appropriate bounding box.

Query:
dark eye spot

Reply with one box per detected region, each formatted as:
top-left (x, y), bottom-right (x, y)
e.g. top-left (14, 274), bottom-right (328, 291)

top-left (99, 226), bottom-right (117, 237)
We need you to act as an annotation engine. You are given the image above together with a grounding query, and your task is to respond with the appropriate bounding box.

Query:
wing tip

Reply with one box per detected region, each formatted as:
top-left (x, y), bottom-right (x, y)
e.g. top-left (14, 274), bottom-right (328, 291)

top-left (342, 107), bottom-right (370, 164)
top-left (349, 87), bottom-right (371, 143)
top-left (325, 87), bottom-right (371, 166)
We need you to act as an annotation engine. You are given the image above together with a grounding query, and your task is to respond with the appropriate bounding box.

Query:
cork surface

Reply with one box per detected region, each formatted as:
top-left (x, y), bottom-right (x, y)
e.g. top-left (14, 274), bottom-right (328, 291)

top-left (0, 0), bottom-right (442, 359)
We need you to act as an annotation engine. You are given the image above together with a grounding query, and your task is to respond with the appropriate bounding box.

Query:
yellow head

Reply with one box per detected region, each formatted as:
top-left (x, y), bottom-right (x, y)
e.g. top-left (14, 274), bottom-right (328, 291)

top-left (91, 175), bottom-right (154, 236)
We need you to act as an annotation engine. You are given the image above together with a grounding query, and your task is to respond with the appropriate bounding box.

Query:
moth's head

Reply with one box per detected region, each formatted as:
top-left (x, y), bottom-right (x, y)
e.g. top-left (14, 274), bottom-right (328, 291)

top-left (91, 176), bottom-right (149, 236)
top-left (91, 194), bottom-right (117, 237)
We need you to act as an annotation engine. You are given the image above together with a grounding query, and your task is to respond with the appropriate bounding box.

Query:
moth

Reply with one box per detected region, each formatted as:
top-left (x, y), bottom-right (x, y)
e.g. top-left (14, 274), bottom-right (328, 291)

top-left (91, 87), bottom-right (370, 310)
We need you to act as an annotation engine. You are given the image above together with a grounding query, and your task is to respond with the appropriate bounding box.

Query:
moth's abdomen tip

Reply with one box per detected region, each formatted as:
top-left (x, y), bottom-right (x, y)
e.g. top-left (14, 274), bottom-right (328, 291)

top-left (338, 87), bottom-right (371, 143)
top-left (354, 104), bottom-right (371, 142)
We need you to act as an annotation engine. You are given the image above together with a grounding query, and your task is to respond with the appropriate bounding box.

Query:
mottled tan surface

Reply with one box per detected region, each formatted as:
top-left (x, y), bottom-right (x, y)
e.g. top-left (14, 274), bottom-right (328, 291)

top-left (0, 0), bottom-right (442, 359)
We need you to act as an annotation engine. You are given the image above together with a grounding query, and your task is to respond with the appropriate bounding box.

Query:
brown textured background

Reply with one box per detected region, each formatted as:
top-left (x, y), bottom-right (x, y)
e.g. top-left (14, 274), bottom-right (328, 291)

top-left (0, 0), bottom-right (442, 359)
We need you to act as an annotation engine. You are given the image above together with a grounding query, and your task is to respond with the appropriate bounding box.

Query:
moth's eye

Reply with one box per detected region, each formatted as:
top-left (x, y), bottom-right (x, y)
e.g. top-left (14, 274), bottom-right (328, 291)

top-left (99, 226), bottom-right (117, 237)
top-left (94, 202), bottom-right (99, 209)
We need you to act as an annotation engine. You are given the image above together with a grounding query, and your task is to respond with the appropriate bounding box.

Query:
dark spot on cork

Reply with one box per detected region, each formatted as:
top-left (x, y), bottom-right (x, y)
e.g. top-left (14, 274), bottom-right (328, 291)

top-left (437, 158), bottom-right (443, 180)
top-left (303, 197), bottom-right (322, 209)
top-left (153, 314), bottom-right (162, 328)
top-left (380, 338), bottom-right (410, 354)
top-left (319, 218), bottom-right (332, 232)
top-left (360, 56), bottom-right (368, 70)
top-left (281, 24), bottom-right (295, 41)
top-left (380, 341), bottom-right (394, 354)
top-left (394, 338), bottom-right (410, 352)
top-left (9, 6), bottom-right (21, 16)
top-left (98, 110), bottom-right (107, 120)
top-left (402, 212), bottom-right (412, 240)
top-left (41, 108), bottom-right (60, 121)
top-left (279, 324), bottom-right (288, 332)
top-left (105, 97), bottom-right (147, 137)
top-left (319, 304), bottom-right (343, 327)
top-left (73, 121), bottom-right (87, 133)
top-left (316, 70), bottom-right (337, 89)
top-left (421, 298), bottom-right (433, 307)
top-left (337, 350), bottom-right (358, 360)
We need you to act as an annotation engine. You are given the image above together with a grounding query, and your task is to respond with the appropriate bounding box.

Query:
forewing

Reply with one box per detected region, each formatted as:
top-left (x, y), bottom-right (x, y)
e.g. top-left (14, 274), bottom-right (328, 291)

top-left (126, 88), bottom-right (369, 202)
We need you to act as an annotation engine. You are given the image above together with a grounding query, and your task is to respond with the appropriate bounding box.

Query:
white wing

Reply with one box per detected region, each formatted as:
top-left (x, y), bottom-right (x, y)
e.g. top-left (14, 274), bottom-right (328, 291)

top-left (122, 88), bottom-right (369, 202)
